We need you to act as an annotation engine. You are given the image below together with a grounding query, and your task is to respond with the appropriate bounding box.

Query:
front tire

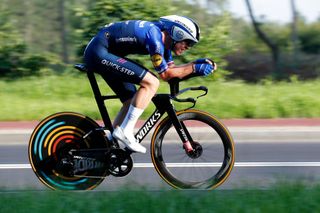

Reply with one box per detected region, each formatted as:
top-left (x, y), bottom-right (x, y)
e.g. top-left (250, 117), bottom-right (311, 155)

top-left (151, 109), bottom-right (235, 189)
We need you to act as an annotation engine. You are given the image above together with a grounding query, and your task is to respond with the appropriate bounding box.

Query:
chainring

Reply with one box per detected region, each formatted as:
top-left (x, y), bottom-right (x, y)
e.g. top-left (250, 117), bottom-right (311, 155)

top-left (108, 149), bottom-right (133, 177)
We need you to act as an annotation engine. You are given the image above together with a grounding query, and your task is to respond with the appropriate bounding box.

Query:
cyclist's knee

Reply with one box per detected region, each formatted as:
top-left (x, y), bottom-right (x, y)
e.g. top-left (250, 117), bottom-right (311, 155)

top-left (140, 72), bottom-right (160, 93)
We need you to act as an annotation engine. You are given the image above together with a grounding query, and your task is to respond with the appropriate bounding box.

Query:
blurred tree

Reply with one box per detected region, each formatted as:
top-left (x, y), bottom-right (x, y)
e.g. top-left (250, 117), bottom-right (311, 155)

top-left (244, 0), bottom-right (282, 80)
top-left (75, 0), bottom-right (174, 53)
top-left (0, 8), bottom-right (48, 78)
top-left (0, 1), bottom-right (59, 78)
top-left (0, 0), bottom-right (235, 78)
top-left (0, 0), bottom-right (73, 64)
top-left (58, 0), bottom-right (69, 64)
top-left (290, 0), bottom-right (299, 61)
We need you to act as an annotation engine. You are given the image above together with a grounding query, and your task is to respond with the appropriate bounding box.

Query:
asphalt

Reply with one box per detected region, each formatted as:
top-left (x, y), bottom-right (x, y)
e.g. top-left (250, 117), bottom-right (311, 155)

top-left (1, 118), bottom-right (320, 144)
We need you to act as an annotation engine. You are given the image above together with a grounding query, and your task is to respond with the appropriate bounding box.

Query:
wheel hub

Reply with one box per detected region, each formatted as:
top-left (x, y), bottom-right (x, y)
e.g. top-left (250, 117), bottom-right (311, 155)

top-left (185, 141), bottom-right (203, 159)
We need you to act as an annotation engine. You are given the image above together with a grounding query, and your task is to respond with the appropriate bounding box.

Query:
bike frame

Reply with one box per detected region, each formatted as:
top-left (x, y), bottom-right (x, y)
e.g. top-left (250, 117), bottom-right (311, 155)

top-left (85, 69), bottom-right (193, 148)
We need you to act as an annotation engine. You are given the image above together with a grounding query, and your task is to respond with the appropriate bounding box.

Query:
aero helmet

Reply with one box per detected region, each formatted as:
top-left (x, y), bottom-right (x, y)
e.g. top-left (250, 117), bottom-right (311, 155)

top-left (159, 15), bottom-right (200, 47)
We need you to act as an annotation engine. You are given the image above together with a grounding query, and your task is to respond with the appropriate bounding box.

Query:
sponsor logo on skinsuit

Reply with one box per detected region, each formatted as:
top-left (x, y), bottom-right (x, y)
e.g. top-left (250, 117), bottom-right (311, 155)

top-left (151, 54), bottom-right (163, 67)
top-left (116, 37), bottom-right (137, 43)
top-left (101, 59), bottom-right (134, 75)
top-left (117, 58), bottom-right (127, 64)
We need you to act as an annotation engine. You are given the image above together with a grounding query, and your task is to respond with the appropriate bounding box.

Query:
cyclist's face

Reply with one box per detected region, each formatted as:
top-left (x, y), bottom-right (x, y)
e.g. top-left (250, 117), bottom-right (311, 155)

top-left (173, 41), bottom-right (191, 55)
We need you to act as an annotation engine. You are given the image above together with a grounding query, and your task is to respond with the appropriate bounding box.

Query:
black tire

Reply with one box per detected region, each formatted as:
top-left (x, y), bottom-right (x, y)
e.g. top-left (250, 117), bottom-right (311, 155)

top-left (28, 112), bottom-right (109, 190)
top-left (151, 109), bottom-right (235, 189)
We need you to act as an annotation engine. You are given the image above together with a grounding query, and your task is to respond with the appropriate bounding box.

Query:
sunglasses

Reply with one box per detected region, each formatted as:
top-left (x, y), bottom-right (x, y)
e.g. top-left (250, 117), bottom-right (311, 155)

top-left (184, 39), bottom-right (196, 47)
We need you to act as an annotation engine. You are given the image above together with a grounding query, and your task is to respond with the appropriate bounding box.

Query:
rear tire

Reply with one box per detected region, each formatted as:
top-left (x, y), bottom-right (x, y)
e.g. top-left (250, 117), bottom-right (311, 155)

top-left (28, 112), bottom-right (109, 190)
top-left (151, 109), bottom-right (235, 189)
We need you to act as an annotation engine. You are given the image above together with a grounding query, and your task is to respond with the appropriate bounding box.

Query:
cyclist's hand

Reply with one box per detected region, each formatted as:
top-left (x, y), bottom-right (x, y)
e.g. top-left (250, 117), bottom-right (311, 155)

top-left (194, 58), bottom-right (214, 65)
top-left (193, 63), bottom-right (215, 76)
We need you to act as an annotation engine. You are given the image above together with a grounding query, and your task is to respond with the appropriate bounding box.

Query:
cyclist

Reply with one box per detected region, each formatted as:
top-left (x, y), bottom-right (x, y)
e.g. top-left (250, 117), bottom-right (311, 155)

top-left (84, 15), bottom-right (216, 153)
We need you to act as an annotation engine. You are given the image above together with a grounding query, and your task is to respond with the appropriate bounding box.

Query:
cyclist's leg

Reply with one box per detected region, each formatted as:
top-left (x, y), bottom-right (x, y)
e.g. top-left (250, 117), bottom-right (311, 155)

top-left (96, 57), bottom-right (159, 130)
top-left (132, 71), bottom-right (159, 109)
top-left (113, 99), bottom-right (131, 128)
top-left (111, 74), bottom-right (159, 153)
top-left (117, 72), bottom-right (159, 147)
top-left (110, 72), bottom-right (159, 128)
top-left (85, 45), bottom-right (156, 152)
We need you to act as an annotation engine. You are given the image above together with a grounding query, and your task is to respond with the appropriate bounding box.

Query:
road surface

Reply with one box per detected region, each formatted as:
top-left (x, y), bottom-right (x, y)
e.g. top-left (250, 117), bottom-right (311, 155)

top-left (1, 120), bottom-right (320, 191)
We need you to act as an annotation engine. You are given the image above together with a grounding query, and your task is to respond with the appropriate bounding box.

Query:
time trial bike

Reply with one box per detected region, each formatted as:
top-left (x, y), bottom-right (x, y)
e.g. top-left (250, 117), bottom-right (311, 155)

top-left (28, 63), bottom-right (235, 190)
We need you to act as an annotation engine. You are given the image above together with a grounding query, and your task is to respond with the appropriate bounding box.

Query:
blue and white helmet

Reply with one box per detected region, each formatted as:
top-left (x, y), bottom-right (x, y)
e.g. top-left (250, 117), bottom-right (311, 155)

top-left (159, 15), bottom-right (200, 46)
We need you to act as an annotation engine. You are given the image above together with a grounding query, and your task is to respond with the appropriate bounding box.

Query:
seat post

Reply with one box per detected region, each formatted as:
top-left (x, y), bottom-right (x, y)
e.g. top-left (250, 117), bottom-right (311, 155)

top-left (86, 71), bottom-right (114, 131)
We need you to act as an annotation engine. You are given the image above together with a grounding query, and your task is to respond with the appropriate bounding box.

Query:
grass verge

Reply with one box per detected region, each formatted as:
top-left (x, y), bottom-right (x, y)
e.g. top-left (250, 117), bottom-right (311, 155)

top-left (1, 74), bottom-right (320, 120)
top-left (1, 184), bottom-right (320, 212)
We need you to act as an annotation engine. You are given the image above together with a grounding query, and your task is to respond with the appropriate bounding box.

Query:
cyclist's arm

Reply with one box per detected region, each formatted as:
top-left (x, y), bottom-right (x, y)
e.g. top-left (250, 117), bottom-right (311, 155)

top-left (159, 63), bottom-right (194, 81)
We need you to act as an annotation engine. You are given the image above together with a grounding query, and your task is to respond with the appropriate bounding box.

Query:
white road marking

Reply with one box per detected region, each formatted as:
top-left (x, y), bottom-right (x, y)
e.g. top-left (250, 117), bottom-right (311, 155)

top-left (0, 164), bottom-right (31, 169)
top-left (135, 162), bottom-right (320, 167)
top-left (2, 162), bottom-right (320, 169)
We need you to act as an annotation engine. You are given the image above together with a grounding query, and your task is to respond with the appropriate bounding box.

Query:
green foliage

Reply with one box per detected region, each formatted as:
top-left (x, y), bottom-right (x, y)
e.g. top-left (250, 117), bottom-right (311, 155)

top-left (298, 21), bottom-right (320, 54)
top-left (228, 16), bottom-right (320, 82)
top-left (1, 0), bottom-right (235, 78)
top-left (1, 0), bottom-right (319, 81)
top-left (0, 42), bottom-right (56, 78)
top-left (230, 15), bottom-right (320, 55)
top-left (74, 0), bottom-right (174, 57)
top-left (73, 0), bottom-right (235, 79)
top-left (0, 10), bottom-right (48, 78)
top-left (180, 13), bottom-right (235, 79)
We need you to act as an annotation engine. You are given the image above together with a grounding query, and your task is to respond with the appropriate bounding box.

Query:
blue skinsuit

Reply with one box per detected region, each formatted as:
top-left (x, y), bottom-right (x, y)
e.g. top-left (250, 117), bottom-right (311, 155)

top-left (84, 20), bottom-right (173, 102)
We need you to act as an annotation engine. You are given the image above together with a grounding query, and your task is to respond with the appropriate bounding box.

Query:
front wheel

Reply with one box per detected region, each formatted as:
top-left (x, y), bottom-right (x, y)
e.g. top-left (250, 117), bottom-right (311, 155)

top-left (151, 109), bottom-right (235, 190)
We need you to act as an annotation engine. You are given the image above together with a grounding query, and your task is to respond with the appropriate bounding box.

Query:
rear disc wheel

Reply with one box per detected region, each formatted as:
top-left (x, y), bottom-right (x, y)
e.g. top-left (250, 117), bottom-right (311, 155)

top-left (28, 112), bottom-right (110, 190)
